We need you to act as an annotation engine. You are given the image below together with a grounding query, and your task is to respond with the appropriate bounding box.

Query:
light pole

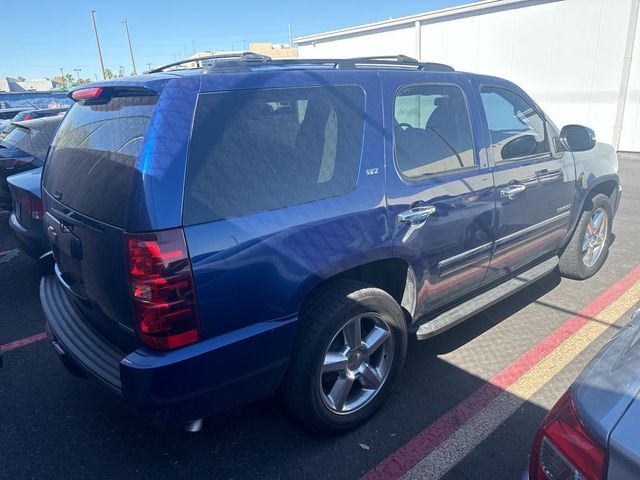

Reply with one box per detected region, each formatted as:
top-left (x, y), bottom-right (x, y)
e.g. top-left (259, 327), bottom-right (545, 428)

top-left (146, 63), bottom-right (152, 72)
top-left (74, 68), bottom-right (82, 81)
top-left (60, 67), bottom-right (64, 79)
top-left (91, 10), bottom-right (106, 80)
top-left (122, 20), bottom-right (138, 75)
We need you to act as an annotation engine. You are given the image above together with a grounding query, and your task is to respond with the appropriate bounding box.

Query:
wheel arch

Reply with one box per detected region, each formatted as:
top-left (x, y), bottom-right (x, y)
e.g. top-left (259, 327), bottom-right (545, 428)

top-left (295, 258), bottom-right (417, 325)
top-left (581, 176), bottom-right (620, 211)
top-left (561, 174), bottom-right (619, 252)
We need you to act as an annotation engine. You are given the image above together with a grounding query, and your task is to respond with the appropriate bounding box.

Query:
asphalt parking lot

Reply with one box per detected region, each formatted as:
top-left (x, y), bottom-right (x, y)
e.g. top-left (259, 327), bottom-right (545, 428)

top-left (1, 153), bottom-right (639, 480)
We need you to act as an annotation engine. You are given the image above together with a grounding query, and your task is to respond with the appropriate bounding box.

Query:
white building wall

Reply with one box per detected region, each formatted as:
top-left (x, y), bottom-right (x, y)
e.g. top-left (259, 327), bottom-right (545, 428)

top-left (620, 8), bottom-right (640, 151)
top-left (420, 0), bottom-right (631, 148)
top-left (298, 0), bottom-right (639, 151)
top-left (298, 25), bottom-right (415, 59)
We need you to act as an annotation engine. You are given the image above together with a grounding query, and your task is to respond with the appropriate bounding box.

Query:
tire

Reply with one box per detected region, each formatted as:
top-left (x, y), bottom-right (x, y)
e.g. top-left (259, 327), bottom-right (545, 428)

top-left (281, 279), bottom-right (408, 435)
top-left (559, 193), bottom-right (613, 280)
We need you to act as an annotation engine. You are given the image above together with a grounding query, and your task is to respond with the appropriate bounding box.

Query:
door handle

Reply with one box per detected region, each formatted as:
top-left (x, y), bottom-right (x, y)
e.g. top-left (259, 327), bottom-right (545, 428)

top-left (398, 205), bottom-right (436, 225)
top-left (499, 184), bottom-right (526, 200)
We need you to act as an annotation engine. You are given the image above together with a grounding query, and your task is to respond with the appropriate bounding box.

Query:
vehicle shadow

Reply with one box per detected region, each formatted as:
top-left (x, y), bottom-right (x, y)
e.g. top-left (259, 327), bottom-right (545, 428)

top-left (1, 270), bottom-right (574, 480)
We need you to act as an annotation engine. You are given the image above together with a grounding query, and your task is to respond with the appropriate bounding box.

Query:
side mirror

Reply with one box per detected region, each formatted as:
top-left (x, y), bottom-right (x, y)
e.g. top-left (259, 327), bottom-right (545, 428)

top-left (501, 134), bottom-right (538, 160)
top-left (560, 124), bottom-right (596, 152)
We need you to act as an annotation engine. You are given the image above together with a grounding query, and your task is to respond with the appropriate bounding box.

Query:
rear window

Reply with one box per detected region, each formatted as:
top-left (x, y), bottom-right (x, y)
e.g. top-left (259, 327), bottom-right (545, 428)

top-left (183, 85), bottom-right (365, 225)
top-left (1, 119), bottom-right (61, 161)
top-left (1, 126), bottom-right (30, 149)
top-left (43, 95), bottom-right (157, 227)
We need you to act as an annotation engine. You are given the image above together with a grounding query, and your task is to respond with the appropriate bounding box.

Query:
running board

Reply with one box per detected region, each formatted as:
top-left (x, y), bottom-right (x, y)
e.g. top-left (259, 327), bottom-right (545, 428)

top-left (416, 256), bottom-right (559, 340)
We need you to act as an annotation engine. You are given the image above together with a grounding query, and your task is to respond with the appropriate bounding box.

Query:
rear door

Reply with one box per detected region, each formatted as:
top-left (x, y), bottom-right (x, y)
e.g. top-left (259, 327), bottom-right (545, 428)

top-left (381, 72), bottom-right (496, 319)
top-left (477, 84), bottom-right (576, 279)
top-left (42, 93), bottom-right (159, 351)
top-left (182, 71), bottom-right (388, 339)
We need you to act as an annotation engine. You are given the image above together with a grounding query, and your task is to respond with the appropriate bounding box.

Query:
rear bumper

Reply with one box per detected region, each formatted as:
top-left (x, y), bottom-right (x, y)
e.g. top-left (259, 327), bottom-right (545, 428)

top-left (40, 274), bottom-right (297, 427)
top-left (9, 213), bottom-right (49, 259)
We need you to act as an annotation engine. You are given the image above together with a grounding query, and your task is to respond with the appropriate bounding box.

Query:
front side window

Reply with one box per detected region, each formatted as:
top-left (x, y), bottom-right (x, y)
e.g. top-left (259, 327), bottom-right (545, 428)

top-left (480, 86), bottom-right (549, 161)
top-left (394, 84), bottom-right (475, 179)
top-left (184, 85), bottom-right (365, 225)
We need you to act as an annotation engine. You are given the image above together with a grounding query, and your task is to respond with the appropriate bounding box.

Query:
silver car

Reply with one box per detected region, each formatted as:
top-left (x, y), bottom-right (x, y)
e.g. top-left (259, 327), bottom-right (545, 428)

top-left (527, 308), bottom-right (640, 479)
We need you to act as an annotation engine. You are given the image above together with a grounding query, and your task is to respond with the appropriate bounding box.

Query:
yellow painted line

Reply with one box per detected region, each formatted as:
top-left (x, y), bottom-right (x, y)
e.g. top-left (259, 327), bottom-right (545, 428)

top-left (403, 281), bottom-right (640, 480)
top-left (508, 280), bottom-right (640, 399)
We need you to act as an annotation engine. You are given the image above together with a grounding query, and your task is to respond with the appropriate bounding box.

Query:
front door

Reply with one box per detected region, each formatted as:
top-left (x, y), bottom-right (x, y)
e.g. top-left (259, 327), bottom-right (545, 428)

top-left (381, 72), bottom-right (496, 320)
top-left (477, 84), bottom-right (576, 281)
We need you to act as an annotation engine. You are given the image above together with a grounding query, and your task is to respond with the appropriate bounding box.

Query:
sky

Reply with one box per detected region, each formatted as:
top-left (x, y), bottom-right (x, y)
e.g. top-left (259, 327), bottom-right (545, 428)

top-left (1, 0), bottom-right (473, 81)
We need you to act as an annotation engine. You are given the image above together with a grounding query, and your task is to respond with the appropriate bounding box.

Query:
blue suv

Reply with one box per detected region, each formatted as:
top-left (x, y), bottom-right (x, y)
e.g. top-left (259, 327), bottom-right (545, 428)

top-left (40, 54), bottom-right (620, 434)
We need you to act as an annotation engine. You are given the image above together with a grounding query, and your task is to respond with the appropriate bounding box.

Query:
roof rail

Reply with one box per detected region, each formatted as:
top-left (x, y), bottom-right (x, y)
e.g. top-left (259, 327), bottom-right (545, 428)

top-left (146, 52), bottom-right (272, 73)
top-left (145, 52), bottom-right (454, 74)
top-left (335, 55), bottom-right (454, 71)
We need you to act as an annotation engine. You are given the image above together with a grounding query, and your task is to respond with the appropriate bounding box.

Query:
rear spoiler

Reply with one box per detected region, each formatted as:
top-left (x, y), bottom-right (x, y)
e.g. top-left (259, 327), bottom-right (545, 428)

top-left (68, 85), bottom-right (160, 104)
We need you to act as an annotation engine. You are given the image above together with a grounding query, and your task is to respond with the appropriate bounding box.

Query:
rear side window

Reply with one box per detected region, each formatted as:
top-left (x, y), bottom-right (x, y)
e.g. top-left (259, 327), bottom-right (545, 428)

top-left (394, 84), bottom-right (475, 178)
top-left (43, 95), bottom-right (157, 227)
top-left (183, 85), bottom-right (365, 225)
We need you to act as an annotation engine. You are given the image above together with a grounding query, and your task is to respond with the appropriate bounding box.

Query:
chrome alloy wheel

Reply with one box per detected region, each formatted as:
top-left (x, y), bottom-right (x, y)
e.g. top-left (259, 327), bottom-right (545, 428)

top-left (319, 313), bottom-right (395, 414)
top-left (582, 207), bottom-right (608, 268)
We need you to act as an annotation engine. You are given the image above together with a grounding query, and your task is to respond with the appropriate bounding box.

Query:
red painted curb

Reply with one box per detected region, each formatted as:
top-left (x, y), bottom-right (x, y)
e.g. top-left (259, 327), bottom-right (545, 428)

top-left (0, 332), bottom-right (48, 353)
top-left (363, 266), bottom-right (640, 480)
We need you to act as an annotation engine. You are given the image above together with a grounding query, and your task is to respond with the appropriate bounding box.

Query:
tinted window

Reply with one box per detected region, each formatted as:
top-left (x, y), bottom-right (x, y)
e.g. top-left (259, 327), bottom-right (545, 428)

top-left (2, 118), bottom-right (61, 161)
top-left (43, 95), bottom-right (157, 227)
top-left (184, 85), bottom-right (365, 225)
top-left (1, 126), bottom-right (30, 149)
top-left (480, 86), bottom-right (549, 161)
top-left (394, 84), bottom-right (475, 178)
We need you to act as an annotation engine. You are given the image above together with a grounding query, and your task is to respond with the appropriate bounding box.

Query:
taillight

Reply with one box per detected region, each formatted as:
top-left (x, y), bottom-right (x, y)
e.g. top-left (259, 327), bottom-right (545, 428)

top-left (529, 389), bottom-right (606, 480)
top-left (0, 157), bottom-right (31, 171)
top-left (71, 87), bottom-right (103, 101)
top-left (126, 228), bottom-right (200, 350)
top-left (25, 196), bottom-right (43, 220)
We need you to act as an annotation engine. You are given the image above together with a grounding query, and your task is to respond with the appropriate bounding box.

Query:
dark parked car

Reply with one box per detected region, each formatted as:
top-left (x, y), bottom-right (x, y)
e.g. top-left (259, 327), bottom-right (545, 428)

top-left (7, 167), bottom-right (47, 258)
top-left (0, 107), bottom-right (67, 140)
top-left (0, 116), bottom-right (62, 210)
top-left (528, 309), bottom-right (640, 480)
top-left (39, 54), bottom-right (620, 434)
top-left (0, 107), bottom-right (28, 121)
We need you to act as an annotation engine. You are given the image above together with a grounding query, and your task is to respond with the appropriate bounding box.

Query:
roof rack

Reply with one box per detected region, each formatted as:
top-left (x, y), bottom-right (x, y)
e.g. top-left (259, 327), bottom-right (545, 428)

top-left (147, 52), bottom-right (271, 73)
top-left (335, 55), bottom-right (454, 71)
top-left (257, 55), bottom-right (454, 72)
top-left (145, 53), bottom-right (454, 74)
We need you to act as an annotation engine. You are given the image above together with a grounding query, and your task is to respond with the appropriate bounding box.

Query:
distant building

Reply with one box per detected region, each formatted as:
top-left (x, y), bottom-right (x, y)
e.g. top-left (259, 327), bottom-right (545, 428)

top-left (0, 76), bottom-right (61, 92)
top-left (0, 77), bottom-right (19, 92)
top-left (185, 42), bottom-right (299, 67)
top-left (249, 42), bottom-right (299, 59)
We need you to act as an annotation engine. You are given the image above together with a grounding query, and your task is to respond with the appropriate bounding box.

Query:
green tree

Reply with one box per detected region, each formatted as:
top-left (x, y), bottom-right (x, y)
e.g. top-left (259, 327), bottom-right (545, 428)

top-left (16, 76), bottom-right (26, 82)
top-left (103, 68), bottom-right (114, 79)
